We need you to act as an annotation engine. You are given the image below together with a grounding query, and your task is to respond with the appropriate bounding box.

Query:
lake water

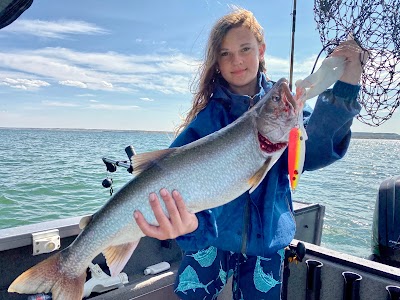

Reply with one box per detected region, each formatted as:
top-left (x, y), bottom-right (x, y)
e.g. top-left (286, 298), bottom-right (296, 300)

top-left (0, 128), bottom-right (399, 259)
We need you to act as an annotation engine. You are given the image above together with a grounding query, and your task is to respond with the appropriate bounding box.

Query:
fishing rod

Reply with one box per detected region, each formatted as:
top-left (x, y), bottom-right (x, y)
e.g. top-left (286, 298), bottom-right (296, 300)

top-left (289, 0), bottom-right (297, 91)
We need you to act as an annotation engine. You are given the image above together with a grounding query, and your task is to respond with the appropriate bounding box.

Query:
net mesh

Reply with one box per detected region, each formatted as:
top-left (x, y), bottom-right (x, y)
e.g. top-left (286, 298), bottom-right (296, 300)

top-left (313, 0), bottom-right (400, 126)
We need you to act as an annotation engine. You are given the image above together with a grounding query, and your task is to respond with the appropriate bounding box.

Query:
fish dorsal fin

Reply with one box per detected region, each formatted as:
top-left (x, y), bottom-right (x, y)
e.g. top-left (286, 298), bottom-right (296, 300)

top-left (131, 148), bottom-right (177, 177)
top-left (79, 215), bottom-right (92, 230)
top-left (248, 157), bottom-right (272, 193)
top-left (103, 241), bottom-right (139, 276)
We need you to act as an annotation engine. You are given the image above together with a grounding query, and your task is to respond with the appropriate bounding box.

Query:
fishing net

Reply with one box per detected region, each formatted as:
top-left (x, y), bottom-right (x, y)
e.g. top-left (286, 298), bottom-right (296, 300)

top-left (313, 0), bottom-right (400, 126)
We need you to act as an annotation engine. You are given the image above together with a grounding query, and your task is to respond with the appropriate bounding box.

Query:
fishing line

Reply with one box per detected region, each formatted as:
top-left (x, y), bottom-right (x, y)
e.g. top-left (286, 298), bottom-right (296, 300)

top-left (313, 0), bottom-right (400, 127)
top-left (309, 42), bottom-right (338, 74)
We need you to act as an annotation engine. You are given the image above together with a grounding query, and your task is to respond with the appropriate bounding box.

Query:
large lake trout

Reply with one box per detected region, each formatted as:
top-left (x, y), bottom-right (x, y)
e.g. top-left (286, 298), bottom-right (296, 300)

top-left (9, 78), bottom-right (300, 299)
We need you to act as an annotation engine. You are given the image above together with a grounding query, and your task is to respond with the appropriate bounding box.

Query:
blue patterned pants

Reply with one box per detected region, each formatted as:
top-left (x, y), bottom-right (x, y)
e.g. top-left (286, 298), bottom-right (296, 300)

top-left (174, 246), bottom-right (284, 300)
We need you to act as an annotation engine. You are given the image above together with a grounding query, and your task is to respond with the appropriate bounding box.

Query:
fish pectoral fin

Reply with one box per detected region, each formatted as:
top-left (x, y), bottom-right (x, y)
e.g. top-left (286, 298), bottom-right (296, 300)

top-left (131, 148), bottom-right (177, 176)
top-left (8, 251), bottom-right (86, 299)
top-left (103, 241), bottom-right (139, 276)
top-left (79, 215), bottom-right (93, 230)
top-left (248, 157), bottom-right (272, 193)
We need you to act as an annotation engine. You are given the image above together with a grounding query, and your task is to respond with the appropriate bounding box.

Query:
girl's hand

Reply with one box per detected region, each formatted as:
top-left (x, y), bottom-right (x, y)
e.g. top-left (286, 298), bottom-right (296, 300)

top-left (134, 188), bottom-right (198, 240)
top-left (330, 38), bottom-right (369, 85)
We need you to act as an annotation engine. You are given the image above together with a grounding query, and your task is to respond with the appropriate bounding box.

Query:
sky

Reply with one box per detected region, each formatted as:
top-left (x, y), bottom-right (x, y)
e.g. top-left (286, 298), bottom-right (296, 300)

top-left (0, 0), bottom-right (399, 134)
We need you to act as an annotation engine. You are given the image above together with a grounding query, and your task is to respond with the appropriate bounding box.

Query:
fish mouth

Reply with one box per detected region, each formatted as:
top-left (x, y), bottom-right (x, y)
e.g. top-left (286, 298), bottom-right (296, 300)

top-left (280, 79), bottom-right (298, 112)
top-left (258, 132), bottom-right (287, 154)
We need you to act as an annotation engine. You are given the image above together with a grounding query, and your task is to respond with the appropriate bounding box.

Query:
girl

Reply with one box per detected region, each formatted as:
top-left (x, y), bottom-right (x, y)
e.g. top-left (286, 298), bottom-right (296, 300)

top-left (134, 8), bottom-right (365, 300)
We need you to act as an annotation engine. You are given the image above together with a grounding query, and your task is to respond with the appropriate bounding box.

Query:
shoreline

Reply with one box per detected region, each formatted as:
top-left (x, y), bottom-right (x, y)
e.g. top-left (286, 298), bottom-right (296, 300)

top-left (1, 127), bottom-right (399, 140)
top-left (352, 132), bottom-right (400, 140)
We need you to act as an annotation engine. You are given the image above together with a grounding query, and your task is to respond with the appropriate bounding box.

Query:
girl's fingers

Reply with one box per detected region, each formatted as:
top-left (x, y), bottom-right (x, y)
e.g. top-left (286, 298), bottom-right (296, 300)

top-left (134, 189), bottom-right (198, 239)
top-left (172, 190), bottom-right (190, 220)
top-left (148, 192), bottom-right (173, 230)
top-left (171, 190), bottom-right (198, 233)
top-left (159, 188), bottom-right (181, 225)
top-left (134, 210), bottom-right (162, 238)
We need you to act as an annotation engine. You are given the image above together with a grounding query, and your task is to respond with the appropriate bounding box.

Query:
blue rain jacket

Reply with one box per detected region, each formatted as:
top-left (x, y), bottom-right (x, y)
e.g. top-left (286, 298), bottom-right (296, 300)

top-left (171, 73), bottom-right (361, 257)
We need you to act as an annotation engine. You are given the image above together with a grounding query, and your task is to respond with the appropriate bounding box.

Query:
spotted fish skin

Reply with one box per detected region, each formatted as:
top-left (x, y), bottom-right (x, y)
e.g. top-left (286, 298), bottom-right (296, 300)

top-left (8, 79), bottom-right (299, 300)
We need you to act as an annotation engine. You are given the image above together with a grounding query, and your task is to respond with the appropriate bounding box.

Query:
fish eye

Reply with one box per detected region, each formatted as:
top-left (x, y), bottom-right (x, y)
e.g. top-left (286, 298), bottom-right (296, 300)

top-left (271, 94), bottom-right (281, 102)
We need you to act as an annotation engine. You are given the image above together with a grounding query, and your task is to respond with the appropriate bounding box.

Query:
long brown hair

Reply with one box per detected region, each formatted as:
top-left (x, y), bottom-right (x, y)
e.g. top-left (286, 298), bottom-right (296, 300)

top-left (176, 8), bottom-right (266, 134)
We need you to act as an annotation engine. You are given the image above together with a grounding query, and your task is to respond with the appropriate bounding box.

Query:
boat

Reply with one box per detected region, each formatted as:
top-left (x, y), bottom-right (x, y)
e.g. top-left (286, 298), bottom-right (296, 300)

top-left (1, 142), bottom-right (399, 299)
top-left (1, 1), bottom-right (399, 299)
top-left (1, 176), bottom-right (399, 300)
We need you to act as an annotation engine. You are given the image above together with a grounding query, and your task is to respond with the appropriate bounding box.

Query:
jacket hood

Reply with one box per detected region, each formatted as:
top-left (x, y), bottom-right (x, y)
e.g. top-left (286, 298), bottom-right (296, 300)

top-left (212, 73), bottom-right (274, 119)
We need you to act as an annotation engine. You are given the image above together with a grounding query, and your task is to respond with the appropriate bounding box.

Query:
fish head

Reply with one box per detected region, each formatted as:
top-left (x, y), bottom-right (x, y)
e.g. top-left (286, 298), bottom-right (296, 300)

top-left (254, 78), bottom-right (299, 154)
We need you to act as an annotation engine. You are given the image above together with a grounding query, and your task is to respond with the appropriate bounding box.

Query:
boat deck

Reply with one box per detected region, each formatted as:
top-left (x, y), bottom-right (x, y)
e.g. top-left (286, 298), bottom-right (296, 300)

top-left (1, 201), bottom-right (399, 300)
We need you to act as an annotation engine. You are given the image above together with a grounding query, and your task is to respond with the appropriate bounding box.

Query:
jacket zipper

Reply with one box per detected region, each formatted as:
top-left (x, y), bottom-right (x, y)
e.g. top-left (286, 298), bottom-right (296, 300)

top-left (285, 195), bottom-right (295, 222)
top-left (241, 197), bottom-right (250, 253)
top-left (249, 95), bottom-right (255, 109)
top-left (240, 95), bottom-right (257, 253)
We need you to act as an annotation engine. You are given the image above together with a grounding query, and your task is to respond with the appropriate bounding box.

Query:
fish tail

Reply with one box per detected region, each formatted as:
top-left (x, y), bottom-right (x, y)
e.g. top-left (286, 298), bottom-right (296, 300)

top-left (8, 251), bottom-right (86, 300)
top-left (205, 280), bottom-right (213, 294)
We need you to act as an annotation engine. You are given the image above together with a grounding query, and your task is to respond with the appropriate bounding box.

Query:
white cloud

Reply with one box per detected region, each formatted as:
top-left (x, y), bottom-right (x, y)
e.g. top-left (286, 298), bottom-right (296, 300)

top-left (158, 54), bottom-right (200, 74)
top-left (77, 93), bottom-right (95, 97)
top-left (88, 104), bottom-right (140, 110)
top-left (3, 19), bottom-right (109, 39)
top-left (139, 97), bottom-right (154, 101)
top-left (0, 77), bottom-right (50, 90)
top-left (0, 46), bottom-right (366, 100)
top-left (101, 81), bottom-right (113, 89)
top-left (0, 47), bottom-right (197, 94)
top-left (42, 101), bottom-right (80, 107)
top-left (59, 80), bottom-right (88, 89)
top-left (134, 38), bottom-right (167, 46)
top-left (265, 55), bottom-right (318, 84)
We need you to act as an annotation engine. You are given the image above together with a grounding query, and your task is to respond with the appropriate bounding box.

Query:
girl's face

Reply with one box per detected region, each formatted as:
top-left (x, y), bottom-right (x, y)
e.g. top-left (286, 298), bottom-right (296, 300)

top-left (217, 26), bottom-right (265, 96)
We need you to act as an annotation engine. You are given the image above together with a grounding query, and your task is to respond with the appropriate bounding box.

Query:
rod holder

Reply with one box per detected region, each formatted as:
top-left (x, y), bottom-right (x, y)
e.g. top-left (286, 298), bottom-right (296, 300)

top-left (342, 271), bottom-right (362, 300)
top-left (386, 285), bottom-right (400, 300)
top-left (125, 145), bottom-right (136, 160)
top-left (306, 259), bottom-right (323, 300)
